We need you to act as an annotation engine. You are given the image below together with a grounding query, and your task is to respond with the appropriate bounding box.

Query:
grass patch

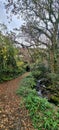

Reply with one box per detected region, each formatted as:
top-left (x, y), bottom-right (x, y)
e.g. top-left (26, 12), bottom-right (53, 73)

top-left (17, 73), bottom-right (59, 130)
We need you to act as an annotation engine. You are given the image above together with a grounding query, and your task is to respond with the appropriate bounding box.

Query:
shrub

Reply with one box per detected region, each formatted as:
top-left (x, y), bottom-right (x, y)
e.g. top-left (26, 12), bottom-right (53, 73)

top-left (0, 34), bottom-right (25, 82)
top-left (32, 63), bottom-right (50, 82)
top-left (47, 72), bottom-right (59, 85)
top-left (32, 70), bottom-right (41, 80)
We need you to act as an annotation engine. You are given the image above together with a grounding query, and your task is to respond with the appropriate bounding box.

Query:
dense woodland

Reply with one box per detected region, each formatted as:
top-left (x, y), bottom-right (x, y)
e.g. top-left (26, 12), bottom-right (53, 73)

top-left (0, 0), bottom-right (59, 130)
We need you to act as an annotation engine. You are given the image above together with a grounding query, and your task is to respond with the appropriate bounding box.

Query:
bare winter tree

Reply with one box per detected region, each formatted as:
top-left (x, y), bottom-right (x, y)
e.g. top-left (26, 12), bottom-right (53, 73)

top-left (5, 0), bottom-right (59, 73)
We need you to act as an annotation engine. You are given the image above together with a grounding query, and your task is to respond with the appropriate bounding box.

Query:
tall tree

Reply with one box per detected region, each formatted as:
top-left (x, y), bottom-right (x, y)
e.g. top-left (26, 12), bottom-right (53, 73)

top-left (5, 0), bottom-right (59, 73)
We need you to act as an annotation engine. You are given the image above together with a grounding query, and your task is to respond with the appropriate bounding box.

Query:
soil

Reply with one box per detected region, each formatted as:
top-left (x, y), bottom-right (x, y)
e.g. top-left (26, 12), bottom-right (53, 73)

top-left (0, 73), bottom-right (35, 130)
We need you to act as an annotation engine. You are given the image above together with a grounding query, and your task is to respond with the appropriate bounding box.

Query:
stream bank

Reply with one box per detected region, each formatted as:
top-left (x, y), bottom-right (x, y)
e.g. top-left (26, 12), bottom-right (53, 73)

top-left (36, 79), bottom-right (59, 105)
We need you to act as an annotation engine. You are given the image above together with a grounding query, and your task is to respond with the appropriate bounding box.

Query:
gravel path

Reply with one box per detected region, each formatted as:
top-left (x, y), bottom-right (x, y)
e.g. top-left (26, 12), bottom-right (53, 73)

top-left (0, 73), bottom-right (35, 130)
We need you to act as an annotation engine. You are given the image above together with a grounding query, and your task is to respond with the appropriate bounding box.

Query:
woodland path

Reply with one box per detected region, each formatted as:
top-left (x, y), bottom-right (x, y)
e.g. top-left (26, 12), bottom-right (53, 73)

top-left (0, 73), bottom-right (35, 130)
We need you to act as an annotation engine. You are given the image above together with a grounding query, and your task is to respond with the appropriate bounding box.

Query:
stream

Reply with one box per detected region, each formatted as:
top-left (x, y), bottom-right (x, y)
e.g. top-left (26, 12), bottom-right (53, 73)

top-left (36, 78), bottom-right (53, 102)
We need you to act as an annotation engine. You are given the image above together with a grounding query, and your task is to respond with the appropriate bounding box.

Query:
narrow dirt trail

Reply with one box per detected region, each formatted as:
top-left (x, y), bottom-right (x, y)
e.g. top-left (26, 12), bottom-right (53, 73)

top-left (0, 73), bottom-right (35, 130)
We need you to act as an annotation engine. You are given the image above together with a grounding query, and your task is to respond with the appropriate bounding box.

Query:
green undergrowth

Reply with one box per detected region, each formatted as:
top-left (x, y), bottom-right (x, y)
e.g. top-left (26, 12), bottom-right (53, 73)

top-left (17, 73), bottom-right (59, 130)
top-left (0, 69), bottom-right (25, 83)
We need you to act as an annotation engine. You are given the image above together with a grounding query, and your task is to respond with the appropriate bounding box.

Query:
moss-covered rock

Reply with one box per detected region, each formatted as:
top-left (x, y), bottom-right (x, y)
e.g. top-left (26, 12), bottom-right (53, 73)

top-left (49, 95), bottom-right (59, 105)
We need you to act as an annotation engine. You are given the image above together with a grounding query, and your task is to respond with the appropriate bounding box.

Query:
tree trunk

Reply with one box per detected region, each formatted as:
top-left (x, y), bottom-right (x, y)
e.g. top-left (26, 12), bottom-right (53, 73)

top-left (49, 49), bottom-right (55, 73)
